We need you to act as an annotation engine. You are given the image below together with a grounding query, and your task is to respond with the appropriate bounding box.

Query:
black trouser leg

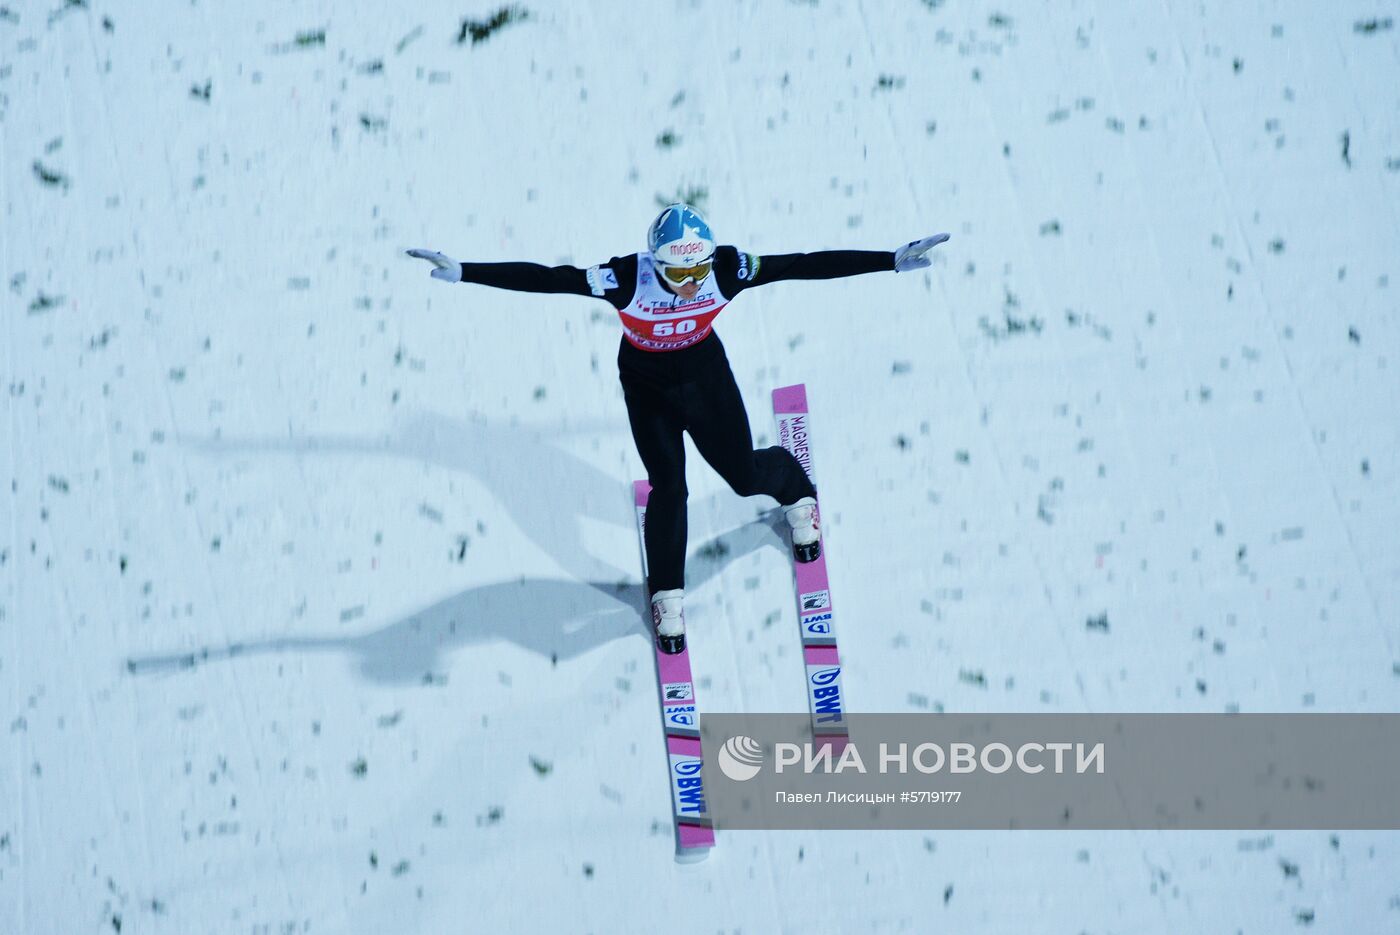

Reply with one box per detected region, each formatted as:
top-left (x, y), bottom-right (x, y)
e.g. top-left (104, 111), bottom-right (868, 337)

top-left (622, 352), bottom-right (815, 596)
top-left (684, 363), bottom-right (816, 505)
top-left (622, 377), bottom-right (689, 594)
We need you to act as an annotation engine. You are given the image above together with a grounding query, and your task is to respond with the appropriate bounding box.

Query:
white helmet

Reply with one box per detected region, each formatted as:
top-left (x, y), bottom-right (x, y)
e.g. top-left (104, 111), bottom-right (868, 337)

top-left (648, 203), bottom-right (715, 284)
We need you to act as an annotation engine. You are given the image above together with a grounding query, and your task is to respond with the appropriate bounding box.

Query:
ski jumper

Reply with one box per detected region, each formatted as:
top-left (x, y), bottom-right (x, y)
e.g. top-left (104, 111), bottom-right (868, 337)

top-left (456, 245), bottom-right (894, 593)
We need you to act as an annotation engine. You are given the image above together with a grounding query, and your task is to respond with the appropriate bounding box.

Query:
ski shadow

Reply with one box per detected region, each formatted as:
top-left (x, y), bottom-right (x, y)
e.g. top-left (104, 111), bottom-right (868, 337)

top-left (130, 409), bottom-right (789, 682)
top-left (124, 515), bottom-right (784, 684)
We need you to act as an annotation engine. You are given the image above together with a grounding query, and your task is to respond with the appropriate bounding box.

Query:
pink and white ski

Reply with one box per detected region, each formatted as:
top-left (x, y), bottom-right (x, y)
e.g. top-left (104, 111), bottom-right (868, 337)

top-left (634, 480), bottom-right (715, 861)
top-left (772, 385), bottom-right (849, 750)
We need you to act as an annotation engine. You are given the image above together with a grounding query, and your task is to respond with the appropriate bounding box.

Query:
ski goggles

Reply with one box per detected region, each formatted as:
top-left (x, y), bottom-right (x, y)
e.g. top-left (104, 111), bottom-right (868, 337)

top-left (656, 259), bottom-right (712, 286)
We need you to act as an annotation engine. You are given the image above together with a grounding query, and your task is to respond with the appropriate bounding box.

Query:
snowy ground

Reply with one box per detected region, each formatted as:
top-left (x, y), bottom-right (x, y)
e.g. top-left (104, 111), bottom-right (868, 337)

top-left (3, 1), bottom-right (1398, 932)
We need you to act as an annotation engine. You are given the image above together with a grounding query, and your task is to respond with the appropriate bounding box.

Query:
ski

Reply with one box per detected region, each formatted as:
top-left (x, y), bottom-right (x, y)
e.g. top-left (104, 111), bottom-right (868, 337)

top-left (772, 384), bottom-right (850, 750)
top-left (633, 480), bottom-right (715, 862)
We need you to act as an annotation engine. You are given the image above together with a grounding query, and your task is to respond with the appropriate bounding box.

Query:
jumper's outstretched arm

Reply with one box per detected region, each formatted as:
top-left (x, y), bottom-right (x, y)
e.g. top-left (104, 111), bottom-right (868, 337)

top-left (407, 248), bottom-right (594, 296)
top-left (724, 231), bottom-right (949, 291)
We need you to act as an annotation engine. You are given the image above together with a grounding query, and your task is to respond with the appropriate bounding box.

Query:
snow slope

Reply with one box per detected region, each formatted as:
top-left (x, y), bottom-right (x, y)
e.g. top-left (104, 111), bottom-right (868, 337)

top-left (3, 0), bottom-right (1398, 932)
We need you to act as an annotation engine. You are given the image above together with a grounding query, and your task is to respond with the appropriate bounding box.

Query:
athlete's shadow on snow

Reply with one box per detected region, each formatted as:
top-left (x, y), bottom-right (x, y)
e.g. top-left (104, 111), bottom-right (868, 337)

top-left (125, 411), bottom-right (788, 683)
top-left (125, 578), bottom-right (647, 684)
top-left (177, 409), bottom-right (760, 584)
top-left (125, 519), bottom-right (781, 685)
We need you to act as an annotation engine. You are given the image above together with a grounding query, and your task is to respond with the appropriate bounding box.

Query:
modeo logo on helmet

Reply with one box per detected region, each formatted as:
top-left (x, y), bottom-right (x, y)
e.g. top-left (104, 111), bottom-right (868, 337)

top-left (648, 203), bottom-right (715, 267)
top-left (664, 241), bottom-right (706, 260)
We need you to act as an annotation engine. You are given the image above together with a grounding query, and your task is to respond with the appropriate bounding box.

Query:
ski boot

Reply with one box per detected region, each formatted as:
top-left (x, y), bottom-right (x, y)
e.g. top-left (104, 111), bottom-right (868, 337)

top-left (784, 496), bottom-right (821, 563)
top-left (651, 588), bottom-right (686, 655)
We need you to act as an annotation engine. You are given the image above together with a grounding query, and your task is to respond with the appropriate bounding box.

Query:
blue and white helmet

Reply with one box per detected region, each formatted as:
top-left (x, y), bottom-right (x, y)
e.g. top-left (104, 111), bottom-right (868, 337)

top-left (647, 203), bottom-right (716, 268)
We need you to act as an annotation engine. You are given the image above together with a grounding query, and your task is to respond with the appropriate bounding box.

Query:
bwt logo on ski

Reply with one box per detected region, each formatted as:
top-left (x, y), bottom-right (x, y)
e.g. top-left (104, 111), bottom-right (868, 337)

top-left (666, 704), bottom-right (697, 729)
top-left (803, 611), bottom-right (834, 635)
top-left (808, 666), bottom-right (845, 724)
top-left (671, 759), bottom-right (708, 814)
top-left (717, 735), bottom-right (765, 782)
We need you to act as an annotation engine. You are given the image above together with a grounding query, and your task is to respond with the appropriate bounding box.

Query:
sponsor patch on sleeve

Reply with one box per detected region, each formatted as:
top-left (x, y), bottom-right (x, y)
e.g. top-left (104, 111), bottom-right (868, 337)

top-left (737, 252), bottom-right (761, 281)
top-left (586, 265), bottom-right (619, 296)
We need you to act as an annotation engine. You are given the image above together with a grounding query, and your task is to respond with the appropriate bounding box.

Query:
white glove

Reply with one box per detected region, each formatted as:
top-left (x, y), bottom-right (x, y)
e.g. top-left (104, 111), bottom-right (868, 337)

top-left (893, 233), bottom-right (950, 272)
top-left (406, 248), bottom-right (463, 283)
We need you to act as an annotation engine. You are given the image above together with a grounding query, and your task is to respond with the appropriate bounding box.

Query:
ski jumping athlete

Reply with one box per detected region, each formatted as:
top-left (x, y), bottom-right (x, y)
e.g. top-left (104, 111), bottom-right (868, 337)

top-left (409, 204), bottom-right (948, 654)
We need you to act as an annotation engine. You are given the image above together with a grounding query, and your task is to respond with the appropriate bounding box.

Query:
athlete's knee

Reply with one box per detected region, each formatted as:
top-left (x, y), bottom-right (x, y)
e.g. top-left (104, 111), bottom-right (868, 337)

top-left (648, 476), bottom-right (689, 504)
top-left (721, 457), bottom-right (764, 497)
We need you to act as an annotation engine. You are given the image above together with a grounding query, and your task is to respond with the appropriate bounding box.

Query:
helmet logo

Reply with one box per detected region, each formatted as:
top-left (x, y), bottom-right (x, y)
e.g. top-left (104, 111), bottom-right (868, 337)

top-left (665, 242), bottom-right (705, 259)
top-left (649, 203), bottom-right (715, 267)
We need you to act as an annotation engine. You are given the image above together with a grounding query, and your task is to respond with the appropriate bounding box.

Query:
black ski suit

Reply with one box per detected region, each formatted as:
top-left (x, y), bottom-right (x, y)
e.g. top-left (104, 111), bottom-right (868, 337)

top-left (455, 245), bottom-right (894, 594)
